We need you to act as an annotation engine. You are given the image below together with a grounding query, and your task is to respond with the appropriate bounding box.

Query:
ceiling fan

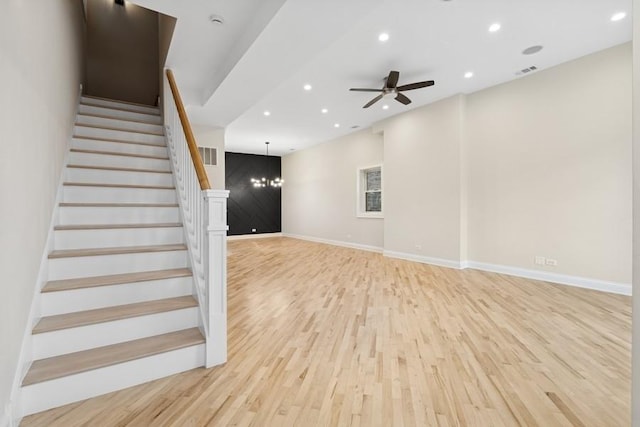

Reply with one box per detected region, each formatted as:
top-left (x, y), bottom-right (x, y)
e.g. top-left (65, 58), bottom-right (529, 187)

top-left (349, 70), bottom-right (435, 108)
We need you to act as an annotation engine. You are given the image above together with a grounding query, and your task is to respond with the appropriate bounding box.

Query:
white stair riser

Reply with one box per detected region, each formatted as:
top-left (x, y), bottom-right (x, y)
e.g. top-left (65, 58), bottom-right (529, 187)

top-left (76, 115), bottom-right (164, 135)
top-left (78, 104), bottom-right (162, 124)
top-left (58, 206), bottom-right (180, 225)
top-left (48, 250), bottom-right (189, 280)
top-left (80, 97), bottom-right (160, 115)
top-left (68, 151), bottom-right (170, 170)
top-left (66, 167), bottom-right (174, 187)
top-left (54, 227), bottom-right (184, 250)
top-left (41, 277), bottom-right (193, 316)
top-left (71, 138), bottom-right (168, 157)
top-left (21, 344), bottom-right (204, 416)
top-left (74, 125), bottom-right (165, 145)
top-left (33, 307), bottom-right (199, 359)
top-left (63, 186), bottom-right (177, 204)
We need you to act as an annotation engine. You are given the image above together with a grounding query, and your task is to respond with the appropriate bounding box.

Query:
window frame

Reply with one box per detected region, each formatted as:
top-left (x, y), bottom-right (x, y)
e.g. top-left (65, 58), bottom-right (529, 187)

top-left (357, 164), bottom-right (383, 219)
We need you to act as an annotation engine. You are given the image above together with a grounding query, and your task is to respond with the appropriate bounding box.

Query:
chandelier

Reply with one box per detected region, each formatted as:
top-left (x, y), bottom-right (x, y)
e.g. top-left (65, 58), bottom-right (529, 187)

top-left (250, 142), bottom-right (283, 188)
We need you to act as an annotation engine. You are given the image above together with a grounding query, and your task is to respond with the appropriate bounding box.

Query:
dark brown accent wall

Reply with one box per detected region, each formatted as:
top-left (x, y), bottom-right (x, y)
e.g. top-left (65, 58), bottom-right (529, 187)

top-left (85, 0), bottom-right (159, 105)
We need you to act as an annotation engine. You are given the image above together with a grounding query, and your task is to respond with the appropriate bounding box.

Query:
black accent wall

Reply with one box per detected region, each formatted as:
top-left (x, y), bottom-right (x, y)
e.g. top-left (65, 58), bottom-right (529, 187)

top-left (225, 152), bottom-right (281, 236)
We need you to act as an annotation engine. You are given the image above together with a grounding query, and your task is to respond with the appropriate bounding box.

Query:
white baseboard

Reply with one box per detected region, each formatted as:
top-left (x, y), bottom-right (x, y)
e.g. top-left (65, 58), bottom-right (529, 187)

top-left (465, 261), bottom-right (632, 296)
top-left (228, 232), bottom-right (283, 241)
top-left (283, 233), bottom-right (383, 253)
top-left (383, 250), bottom-right (463, 269)
top-left (280, 237), bottom-right (630, 296)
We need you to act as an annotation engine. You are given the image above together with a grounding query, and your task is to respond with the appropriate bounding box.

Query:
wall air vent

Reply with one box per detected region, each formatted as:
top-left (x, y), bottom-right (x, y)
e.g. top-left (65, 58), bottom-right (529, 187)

top-left (516, 65), bottom-right (538, 76)
top-left (198, 147), bottom-right (218, 166)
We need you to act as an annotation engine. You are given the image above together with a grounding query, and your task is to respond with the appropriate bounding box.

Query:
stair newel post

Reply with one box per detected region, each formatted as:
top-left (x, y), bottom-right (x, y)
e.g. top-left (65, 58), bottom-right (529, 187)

top-left (203, 189), bottom-right (229, 367)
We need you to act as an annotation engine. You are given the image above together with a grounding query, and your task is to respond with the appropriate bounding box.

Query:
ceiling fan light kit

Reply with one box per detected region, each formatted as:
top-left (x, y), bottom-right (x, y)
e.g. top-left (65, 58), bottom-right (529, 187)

top-left (350, 70), bottom-right (435, 108)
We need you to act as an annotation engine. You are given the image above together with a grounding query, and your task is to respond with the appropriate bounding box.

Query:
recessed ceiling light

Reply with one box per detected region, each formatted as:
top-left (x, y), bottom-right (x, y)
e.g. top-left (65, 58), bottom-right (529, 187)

top-left (321, 108), bottom-right (328, 114)
top-left (263, 111), bottom-right (271, 116)
top-left (464, 71), bottom-right (474, 79)
top-left (334, 123), bottom-right (340, 128)
top-left (378, 33), bottom-right (390, 42)
top-left (522, 45), bottom-right (543, 55)
top-left (611, 12), bottom-right (627, 22)
top-left (488, 23), bottom-right (501, 33)
top-left (303, 84), bottom-right (312, 91)
top-left (382, 105), bottom-right (389, 110)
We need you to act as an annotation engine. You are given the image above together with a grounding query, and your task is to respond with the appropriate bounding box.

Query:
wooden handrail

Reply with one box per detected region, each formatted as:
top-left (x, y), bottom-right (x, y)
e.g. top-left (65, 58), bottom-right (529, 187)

top-left (165, 69), bottom-right (211, 190)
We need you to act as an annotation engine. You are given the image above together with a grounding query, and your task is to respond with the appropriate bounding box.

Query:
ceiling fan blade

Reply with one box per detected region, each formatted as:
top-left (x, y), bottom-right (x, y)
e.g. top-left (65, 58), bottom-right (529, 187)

top-left (386, 71), bottom-right (400, 88)
top-left (395, 93), bottom-right (411, 105)
top-left (350, 88), bottom-right (383, 92)
top-left (397, 80), bottom-right (435, 91)
top-left (363, 94), bottom-right (384, 108)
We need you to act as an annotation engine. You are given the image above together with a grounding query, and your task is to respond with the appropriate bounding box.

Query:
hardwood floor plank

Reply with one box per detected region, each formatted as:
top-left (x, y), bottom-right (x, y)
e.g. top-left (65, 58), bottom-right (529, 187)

top-left (22, 237), bottom-right (631, 426)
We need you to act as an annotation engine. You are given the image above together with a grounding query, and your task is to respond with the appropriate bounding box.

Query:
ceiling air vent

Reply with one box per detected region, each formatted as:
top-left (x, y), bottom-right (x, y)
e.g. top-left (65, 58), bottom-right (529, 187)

top-left (516, 65), bottom-right (538, 76)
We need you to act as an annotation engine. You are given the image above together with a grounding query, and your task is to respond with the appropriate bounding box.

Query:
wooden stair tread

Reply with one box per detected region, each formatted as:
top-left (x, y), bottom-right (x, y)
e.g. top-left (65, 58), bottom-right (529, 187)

top-left (48, 243), bottom-right (187, 259)
top-left (67, 165), bottom-right (171, 174)
top-left (54, 223), bottom-right (182, 231)
top-left (73, 135), bottom-right (166, 148)
top-left (77, 113), bottom-right (162, 126)
top-left (43, 268), bottom-right (192, 293)
top-left (79, 103), bottom-right (161, 116)
top-left (32, 296), bottom-right (198, 334)
top-left (63, 182), bottom-right (174, 190)
top-left (82, 95), bottom-right (160, 110)
top-left (59, 202), bottom-right (178, 208)
top-left (74, 123), bottom-right (164, 136)
top-left (22, 328), bottom-right (203, 386)
top-left (70, 148), bottom-right (169, 160)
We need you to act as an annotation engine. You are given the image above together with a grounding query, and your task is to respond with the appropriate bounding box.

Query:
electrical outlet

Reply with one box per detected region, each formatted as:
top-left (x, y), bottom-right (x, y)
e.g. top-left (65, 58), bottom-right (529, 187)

top-left (534, 256), bottom-right (546, 266)
top-left (545, 258), bottom-right (558, 266)
top-left (251, 228), bottom-right (256, 233)
top-left (346, 234), bottom-right (352, 239)
top-left (415, 244), bottom-right (422, 250)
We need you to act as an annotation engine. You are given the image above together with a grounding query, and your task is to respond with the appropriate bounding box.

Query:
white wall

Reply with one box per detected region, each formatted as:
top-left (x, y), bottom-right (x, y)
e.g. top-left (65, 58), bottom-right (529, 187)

top-left (281, 43), bottom-right (631, 290)
top-left (632, 0), bottom-right (639, 422)
top-left (380, 95), bottom-right (465, 263)
top-left (467, 43), bottom-right (632, 284)
top-left (282, 129), bottom-right (384, 249)
top-left (192, 125), bottom-right (226, 190)
top-left (0, 0), bottom-right (85, 422)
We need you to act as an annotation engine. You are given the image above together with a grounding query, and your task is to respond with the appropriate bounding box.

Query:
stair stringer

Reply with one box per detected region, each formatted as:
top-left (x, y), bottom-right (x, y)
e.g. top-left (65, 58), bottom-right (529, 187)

top-left (7, 85), bottom-right (84, 426)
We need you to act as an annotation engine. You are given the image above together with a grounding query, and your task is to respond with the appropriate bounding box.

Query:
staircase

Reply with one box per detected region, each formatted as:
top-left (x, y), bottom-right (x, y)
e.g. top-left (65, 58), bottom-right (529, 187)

top-left (20, 96), bottom-right (205, 416)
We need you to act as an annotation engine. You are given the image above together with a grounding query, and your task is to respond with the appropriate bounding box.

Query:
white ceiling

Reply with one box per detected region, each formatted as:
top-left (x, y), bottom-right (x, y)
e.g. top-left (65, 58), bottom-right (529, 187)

top-left (131, 0), bottom-right (632, 156)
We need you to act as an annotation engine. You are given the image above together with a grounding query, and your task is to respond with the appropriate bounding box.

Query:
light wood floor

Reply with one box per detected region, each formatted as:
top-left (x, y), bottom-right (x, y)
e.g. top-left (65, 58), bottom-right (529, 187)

top-left (22, 237), bottom-right (631, 426)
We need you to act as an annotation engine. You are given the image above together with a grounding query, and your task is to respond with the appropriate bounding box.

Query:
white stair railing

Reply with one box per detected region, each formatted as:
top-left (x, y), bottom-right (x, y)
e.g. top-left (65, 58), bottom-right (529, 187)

top-left (164, 69), bottom-right (229, 367)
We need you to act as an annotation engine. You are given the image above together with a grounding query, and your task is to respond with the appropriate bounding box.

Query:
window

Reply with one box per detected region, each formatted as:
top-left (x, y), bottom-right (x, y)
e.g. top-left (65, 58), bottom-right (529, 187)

top-left (357, 165), bottom-right (383, 218)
